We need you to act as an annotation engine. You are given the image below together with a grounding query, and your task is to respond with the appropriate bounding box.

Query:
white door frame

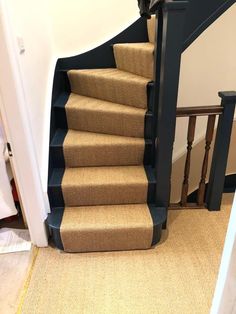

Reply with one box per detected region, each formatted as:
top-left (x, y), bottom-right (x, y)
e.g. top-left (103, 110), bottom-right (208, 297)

top-left (0, 0), bottom-right (48, 246)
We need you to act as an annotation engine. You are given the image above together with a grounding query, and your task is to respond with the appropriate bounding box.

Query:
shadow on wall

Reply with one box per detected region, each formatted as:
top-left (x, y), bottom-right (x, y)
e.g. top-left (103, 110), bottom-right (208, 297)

top-left (171, 120), bottom-right (236, 203)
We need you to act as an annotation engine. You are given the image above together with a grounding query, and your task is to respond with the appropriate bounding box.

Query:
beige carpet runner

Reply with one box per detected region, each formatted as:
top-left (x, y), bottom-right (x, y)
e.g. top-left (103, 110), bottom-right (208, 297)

top-left (47, 17), bottom-right (164, 252)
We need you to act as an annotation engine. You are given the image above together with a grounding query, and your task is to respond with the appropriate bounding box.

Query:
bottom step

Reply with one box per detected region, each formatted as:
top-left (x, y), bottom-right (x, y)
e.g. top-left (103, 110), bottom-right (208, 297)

top-left (47, 205), bottom-right (166, 253)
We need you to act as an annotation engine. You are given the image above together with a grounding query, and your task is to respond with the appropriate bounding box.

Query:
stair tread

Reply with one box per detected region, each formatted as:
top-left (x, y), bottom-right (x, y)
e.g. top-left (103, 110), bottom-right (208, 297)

top-left (62, 165), bottom-right (148, 187)
top-left (49, 205), bottom-right (166, 228)
top-left (68, 68), bottom-right (150, 84)
top-left (51, 128), bottom-right (147, 147)
top-left (113, 42), bottom-right (154, 79)
top-left (68, 68), bottom-right (150, 108)
top-left (114, 42), bottom-right (154, 51)
top-left (64, 129), bottom-right (145, 146)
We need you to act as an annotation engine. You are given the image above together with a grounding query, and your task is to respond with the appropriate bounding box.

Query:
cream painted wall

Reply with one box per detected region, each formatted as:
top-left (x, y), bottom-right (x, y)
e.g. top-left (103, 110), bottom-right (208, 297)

top-left (174, 4), bottom-right (236, 160)
top-left (47, 0), bottom-right (139, 57)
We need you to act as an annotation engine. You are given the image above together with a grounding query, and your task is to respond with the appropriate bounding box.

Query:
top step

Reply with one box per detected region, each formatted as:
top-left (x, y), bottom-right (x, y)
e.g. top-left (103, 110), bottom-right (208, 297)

top-left (113, 42), bottom-right (154, 80)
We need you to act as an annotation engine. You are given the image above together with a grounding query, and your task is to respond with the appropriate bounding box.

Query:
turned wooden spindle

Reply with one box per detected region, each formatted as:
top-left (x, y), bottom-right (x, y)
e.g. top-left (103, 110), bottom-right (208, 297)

top-left (181, 116), bottom-right (196, 206)
top-left (197, 115), bottom-right (216, 205)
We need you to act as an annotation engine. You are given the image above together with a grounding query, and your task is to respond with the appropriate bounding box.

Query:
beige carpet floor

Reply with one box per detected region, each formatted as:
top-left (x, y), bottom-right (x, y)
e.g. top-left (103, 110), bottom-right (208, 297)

top-left (18, 194), bottom-right (234, 314)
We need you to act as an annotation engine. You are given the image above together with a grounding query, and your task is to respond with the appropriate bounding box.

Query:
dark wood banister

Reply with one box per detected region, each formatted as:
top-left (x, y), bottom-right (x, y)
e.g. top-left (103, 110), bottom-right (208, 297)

top-left (171, 94), bottom-right (236, 210)
top-left (176, 106), bottom-right (223, 117)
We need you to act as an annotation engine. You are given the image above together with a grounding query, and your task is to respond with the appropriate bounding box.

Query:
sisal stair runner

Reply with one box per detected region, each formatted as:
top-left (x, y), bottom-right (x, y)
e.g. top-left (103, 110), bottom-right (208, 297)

top-left (47, 16), bottom-right (166, 252)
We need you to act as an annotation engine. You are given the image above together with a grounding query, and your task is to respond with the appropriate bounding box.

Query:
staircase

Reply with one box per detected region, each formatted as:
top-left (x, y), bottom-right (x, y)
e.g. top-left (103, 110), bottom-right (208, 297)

top-left (47, 0), bottom-right (235, 252)
top-left (47, 17), bottom-right (166, 252)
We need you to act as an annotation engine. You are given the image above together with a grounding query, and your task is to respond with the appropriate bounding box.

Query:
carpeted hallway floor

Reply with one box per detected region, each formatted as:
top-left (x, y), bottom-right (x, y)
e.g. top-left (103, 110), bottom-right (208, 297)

top-left (18, 194), bottom-right (234, 314)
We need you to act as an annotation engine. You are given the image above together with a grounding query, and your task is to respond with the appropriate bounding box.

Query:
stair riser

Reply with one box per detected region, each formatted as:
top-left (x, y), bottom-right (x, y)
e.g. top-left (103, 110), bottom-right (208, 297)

top-left (147, 16), bottom-right (156, 44)
top-left (62, 229), bottom-right (152, 253)
top-left (50, 224), bottom-right (163, 253)
top-left (63, 185), bottom-right (147, 207)
top-left (48, 182), bottom-right (156, 208)
top-left (50, 141), bottom-right (152, 168)
top-left (66, 108), bottom-right (145, 137)
top-left (113, 44), bottom-right (154, 79)
top-left (68, 70), bottom-right (149, 109)
top-left (54, 106), bottom-right (154, 139)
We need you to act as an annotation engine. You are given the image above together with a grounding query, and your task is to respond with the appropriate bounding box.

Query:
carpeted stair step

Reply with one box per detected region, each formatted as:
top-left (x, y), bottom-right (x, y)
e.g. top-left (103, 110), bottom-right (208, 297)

top-left (47, 205), bottom-right (167, 252)
top-left (48, 166), bottom-right (155, 207)
top-left (62, 94), bottom-right (148, 138)
top-left (51, 129), bottom-right (152, 167)
top-left (67, 68), bottom-right (150, 108)
top-left (113, 43), bottom-right (154, 79)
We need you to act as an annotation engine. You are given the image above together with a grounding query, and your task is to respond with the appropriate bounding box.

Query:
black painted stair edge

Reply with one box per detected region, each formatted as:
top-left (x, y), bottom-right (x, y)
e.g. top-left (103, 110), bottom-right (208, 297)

top-left (46, 205), bottom-right (167, 251)
top-left (48, 168), bottom-right (65, 208)
top-left (47, 207), bottom-right (64, 250)
top-left (145, 166), bottom-right (156, 204)
top-left (48, 92), bottom-right (70, 186)
top-left (52, 92), bottom-right (70, 131)
top-left (148, 206), bottom-right (167, 246)
top-left (50, 129), bottom-right (67, 168)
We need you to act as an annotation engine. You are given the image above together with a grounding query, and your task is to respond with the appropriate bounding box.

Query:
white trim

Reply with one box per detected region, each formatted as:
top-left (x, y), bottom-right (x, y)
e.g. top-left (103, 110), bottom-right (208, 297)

top-left (40, 56), bottom-right (57, 213)
top-left (0, 0), bottom-right (48, 246)
top-left (211, 193), bottom-right (236, 313)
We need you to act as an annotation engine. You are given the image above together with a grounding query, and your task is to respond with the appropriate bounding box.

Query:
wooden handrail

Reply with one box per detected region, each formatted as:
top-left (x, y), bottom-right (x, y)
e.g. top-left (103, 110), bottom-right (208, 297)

top-left (173, 93), bottom-right (236, 210)
top-left (176, 106), bottom-right (223, 117)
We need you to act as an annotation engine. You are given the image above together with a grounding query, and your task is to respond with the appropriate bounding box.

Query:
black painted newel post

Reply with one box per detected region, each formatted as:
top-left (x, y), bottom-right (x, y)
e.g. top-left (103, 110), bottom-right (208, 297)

top-left (153, 1), bottom-right (189, 210)
top-left (206, 91), bottom-right (236, 211)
